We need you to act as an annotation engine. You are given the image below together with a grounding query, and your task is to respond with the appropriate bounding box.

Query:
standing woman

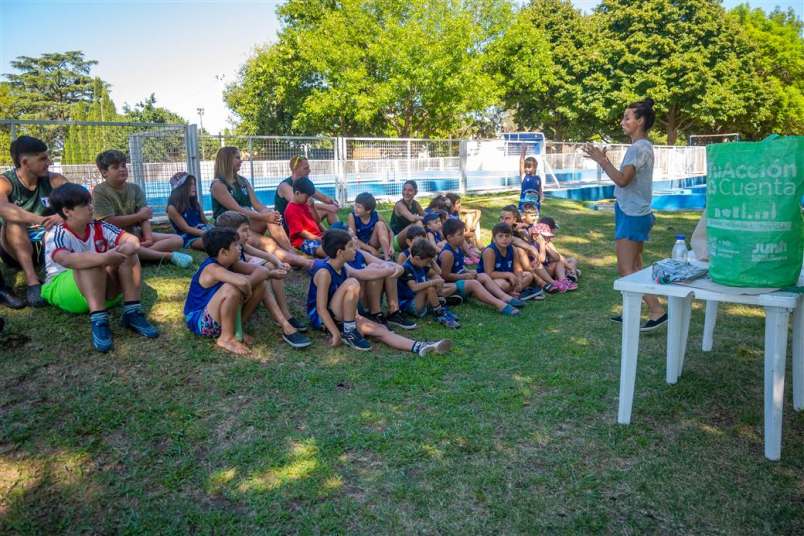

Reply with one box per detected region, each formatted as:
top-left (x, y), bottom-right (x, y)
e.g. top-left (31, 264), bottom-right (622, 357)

top-left (210, 147), bottom-right (292, 250)
top-left (582, 98), bottom-right (666, 331)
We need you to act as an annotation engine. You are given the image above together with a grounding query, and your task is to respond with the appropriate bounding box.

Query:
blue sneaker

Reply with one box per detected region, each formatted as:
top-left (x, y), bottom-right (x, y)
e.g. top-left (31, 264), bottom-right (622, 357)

top-left (443, 306), bottom-right (459, 322)
top-left (507, 297), bottom-right (526, 308)
top-left (342, 329), bottom-right (371, 351)
top-left (500, 304), bottom-right (520, 316)
top-left (520, 287), bottom-right (545, 301)
top-left (170, 251), bottom-right (193, 268)
top-left (435, 311), bottom-right (460, 329)
top-left (91, 315), bottom-right (113, 353)
top-left (122, 311), bottom-right (160, 338)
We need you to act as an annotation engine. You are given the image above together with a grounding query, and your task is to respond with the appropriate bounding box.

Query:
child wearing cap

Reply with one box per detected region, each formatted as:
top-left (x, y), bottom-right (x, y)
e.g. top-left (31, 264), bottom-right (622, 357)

top-left (348, 192), bottom-right (393, 261)
top-left (284, 177), bottom-right (326, 258)
top-left (423, 210), bottom-right (447, 251)
top-left (93, 149), bottom-right (193, 268)
top-left (167, 172), bottom-right (212, 251)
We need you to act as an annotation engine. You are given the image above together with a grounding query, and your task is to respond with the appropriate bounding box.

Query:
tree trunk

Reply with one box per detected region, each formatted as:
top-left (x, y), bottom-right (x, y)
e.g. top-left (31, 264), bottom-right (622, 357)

top-left (666, 106), bottom-right (678, 145)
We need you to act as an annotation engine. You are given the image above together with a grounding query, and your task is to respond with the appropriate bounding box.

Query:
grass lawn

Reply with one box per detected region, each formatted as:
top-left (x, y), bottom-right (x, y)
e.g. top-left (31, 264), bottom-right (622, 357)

top-left (1, 194), bottom-right (802, 534)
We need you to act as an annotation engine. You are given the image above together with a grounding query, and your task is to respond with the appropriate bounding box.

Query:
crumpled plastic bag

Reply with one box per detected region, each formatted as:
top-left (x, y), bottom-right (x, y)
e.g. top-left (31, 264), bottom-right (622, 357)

top-left (652, 259), bottom-right (709, 284)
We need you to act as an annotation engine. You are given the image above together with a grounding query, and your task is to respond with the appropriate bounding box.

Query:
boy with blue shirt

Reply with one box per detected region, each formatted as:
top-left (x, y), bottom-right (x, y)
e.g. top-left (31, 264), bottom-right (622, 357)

top-left (479, 223), bottom-right (540, 300)
top-left (308, 228), bottom-right (449, 355)
top-left (348, 192), bottom-right (393, 261)
top-left (519, 145), bottom-right (543, 211)
top-left (184, 228), bottom-right (268, 356)
top-left (397, 238), bottom-right (460, 328)
top-left (42, 183), bottom-right (158, 352)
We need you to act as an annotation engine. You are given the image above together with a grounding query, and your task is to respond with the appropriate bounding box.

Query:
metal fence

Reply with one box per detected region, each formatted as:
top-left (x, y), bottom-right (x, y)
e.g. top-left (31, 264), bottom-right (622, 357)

top-left (0, 119), bottom-right (708, 216)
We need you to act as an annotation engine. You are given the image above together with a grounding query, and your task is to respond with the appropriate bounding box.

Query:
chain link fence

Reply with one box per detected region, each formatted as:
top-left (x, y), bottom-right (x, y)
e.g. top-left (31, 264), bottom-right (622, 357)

top-left (1, 119), bottom-right (708, 216)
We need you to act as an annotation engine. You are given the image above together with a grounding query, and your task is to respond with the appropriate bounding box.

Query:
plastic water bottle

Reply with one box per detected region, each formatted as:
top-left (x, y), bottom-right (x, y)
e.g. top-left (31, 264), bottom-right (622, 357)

top-left (672, 235), bottom-right (688, 262)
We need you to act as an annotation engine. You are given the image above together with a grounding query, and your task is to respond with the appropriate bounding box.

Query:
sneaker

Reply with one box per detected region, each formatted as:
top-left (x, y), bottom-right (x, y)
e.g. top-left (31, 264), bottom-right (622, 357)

top-left (507, 297), bottom-right (526, 308)
top-left (0, 286), bottom-right (25, 309)
top-left (442, 306), bottom-right (459, 322)
top-left (282, 330), bottom-right (312, 349)
top-left (91, 316), bottom-right (113, 353)
top-left (562, 279), bottom-right (578, 291)
top-left (288, 317), bottom-right (308, 332)
top-left (435, 312), bottom-right (460, 329)
top-left (445, 294), bottom-right (463, 307)
top-left (26, 284), bottom-right (46, 307)
top-left (641, 313), bottom-right (668, 332)
top-left (567, 273), bottom-right (578, 284)
top-left (418, 339), bottom-right (452, 357)
top-left (121, 311), bottom-right (160, 338)
top-left (500, 304), bottom-right (520, 316)
top-left (519, 287), bottom-right (545, 301)
top-left (386, 310), bottom-right (417, 330)
top-left (369, 312), bottom-right (388, 326)
top-left (543, 282), bottom-right (560, 295)
top-left (170, 251), bottom-right (194, 268)
top-left (610, 314), bottom-right (623, 323)
top-left (342, 329), bottom-right (371, 351)
top-left (553, 279), bottom-right (569, 293)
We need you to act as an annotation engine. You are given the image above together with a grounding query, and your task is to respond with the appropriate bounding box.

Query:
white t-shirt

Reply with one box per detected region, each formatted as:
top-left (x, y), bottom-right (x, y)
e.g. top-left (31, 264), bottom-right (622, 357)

top-left (44, 220), bottom-right (123, 282)
top-left (615, 139), bottom-right (654, 216)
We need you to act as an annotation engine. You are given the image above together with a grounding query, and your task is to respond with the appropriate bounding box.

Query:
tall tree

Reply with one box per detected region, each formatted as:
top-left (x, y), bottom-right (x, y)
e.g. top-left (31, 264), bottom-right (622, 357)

top-left (226, 0), bottom-right (512, 137)
top-left (4, 51), bottom-right (98, 120)
top-left (62, 78), bottom-right (122, 164)
top-left (594, 0), bottom-right (760, 144)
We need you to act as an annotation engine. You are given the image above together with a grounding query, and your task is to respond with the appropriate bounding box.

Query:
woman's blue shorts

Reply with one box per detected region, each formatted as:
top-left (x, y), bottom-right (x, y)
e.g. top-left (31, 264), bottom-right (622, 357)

top-left (614, 203), bottom-right (655, 243)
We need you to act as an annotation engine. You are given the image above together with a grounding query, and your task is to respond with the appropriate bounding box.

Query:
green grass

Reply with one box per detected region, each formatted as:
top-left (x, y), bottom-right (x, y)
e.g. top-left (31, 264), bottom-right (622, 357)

top-left (1, 194), bottom-right (802, 534)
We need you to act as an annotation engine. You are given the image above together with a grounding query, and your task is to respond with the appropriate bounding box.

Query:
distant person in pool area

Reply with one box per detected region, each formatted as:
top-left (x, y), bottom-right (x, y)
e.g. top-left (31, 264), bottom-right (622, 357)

top-left (274, 156), bottom-right (340, 227)
top-left (210, 147), bottom-right (310, 270)
top-left (519, 144), bottom-right (543, 211)
top-left (389, 180), bottom-right (425, 246)
top-left (582, 98), bottom-right (666, 331)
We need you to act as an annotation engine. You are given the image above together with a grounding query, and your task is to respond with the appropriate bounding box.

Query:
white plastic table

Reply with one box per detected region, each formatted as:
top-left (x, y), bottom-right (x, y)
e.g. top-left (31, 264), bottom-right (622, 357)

top-left (614, 267), bottom-right (804, 460)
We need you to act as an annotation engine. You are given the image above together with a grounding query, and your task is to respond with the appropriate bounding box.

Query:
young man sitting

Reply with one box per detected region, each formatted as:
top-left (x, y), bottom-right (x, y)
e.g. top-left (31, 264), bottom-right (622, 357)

top-left (0, 136), bottom-right (68, 307)
top-left (42, 183), bottom-right (159, 352)
top-left (92, 149), bottom-right (192, 268)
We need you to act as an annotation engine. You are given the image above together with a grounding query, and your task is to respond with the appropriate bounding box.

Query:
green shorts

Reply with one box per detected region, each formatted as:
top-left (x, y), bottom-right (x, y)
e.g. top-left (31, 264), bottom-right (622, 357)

top-left (41, 270), bottom-right (123, 314)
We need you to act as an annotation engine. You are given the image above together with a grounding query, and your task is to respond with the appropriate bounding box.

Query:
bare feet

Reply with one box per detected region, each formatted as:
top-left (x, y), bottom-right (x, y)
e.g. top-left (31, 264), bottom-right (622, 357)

top-left (216, 337), bottom-right (251, 355)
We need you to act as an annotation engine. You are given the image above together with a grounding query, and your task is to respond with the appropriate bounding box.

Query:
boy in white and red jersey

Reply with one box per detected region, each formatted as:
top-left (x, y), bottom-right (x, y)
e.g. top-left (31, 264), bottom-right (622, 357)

top-left (42, 183), bottom-right (158, 352)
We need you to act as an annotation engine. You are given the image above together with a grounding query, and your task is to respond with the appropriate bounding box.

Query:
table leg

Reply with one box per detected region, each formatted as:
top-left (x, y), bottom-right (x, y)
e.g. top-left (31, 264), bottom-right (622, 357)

top-left (618, 291), bottom-right (643, 424)
top-left (763, 306), bottom-right (790, 461)
top-left (702, 300), bottom-right (718, 352)
top-left (666, 296), bottom-right (688, 384)
top-left (792, 298), bottom-right (804, 412)
top-left (678, 295), bottom-right (693, 377)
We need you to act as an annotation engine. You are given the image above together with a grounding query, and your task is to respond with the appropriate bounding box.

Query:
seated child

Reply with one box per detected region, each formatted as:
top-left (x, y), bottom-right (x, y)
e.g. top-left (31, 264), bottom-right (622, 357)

top-left (540, 216), bottom-right (580, 283)
top-left (534, 221), bottom-right (577, 291)
top-left (444, 192), bottom-right (481, 262)
top-left (439, 218), bottom-right (523, 316)
top-left (216, 210), bottom-right (312, 348)
top-left (500, 204), bottom-right (556, 295)
top-left (478, 223), bottom-right (541, 300)
top-left (308, 228), bottom-right (450, 356)
top-left (284, 177), bottom-right (325, 258)
top-left (423, 211), bottom-right (446, 251)
top-left (342, 232), bottom-right (417, 330)
top-left (93, 150), bottom-right (192, 268)
top-left (397, 238), bottom-right (460, 328)
top-left (348, 192), bottom-right (393, 260)
top-left (396, 225), bottom-right (427, 264)
top-left (166, 172), bottom-right (212, 251)
top-left (519, 144), bottom-right (543, 211)
top-left (42, 183), bottom-right (159, 352)
top-left (389, 180), bottom-right (424, 246)
top-left (184, 227), bottom-right (268, 355)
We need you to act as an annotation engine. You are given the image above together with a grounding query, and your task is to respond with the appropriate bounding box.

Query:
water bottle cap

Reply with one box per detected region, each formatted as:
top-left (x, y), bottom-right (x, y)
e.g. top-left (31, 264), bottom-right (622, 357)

top-left (675, 234), bottom-right (685, 240)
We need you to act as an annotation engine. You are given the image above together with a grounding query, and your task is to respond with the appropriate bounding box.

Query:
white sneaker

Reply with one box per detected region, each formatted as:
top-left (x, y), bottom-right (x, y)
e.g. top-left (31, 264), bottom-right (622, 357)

top-left (418, 339), bottom-right (452, 357)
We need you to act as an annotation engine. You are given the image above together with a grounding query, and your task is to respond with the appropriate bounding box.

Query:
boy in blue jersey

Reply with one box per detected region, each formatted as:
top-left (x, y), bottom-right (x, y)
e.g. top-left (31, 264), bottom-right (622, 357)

top-left (478, 223), bottom-right (540, 300)
top-left (439, 218), bottom-right (523, 316)
top-left (184, 228), bottom-right (268, 355)
top-left (308, 228), bottom-right (450, 355)
top-left (397, 238), bottom-right (461, 328)
top-left (519, 144), bottom-right (543, 211)
top-left (348, 192), bottom-right (393, 261)
top-left (396, 225), bottom-right (426, 264)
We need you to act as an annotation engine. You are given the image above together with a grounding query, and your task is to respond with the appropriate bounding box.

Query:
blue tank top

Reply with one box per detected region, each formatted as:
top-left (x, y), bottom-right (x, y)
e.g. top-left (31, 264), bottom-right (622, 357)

top-left (440, 242), bottom-right (465, 274)
top-left (170, 204), bottom-right (204, 234)
top-left (353, 210), bottom-right (379, 243)
top-left (397, 258), bottom-right (428, 305)
top-left (184, 258), bottom-right (224, 322)
top-left (306, 260), bottom-right (348, 315)
top-left (477, 243), bottom-right (514, 273)
top-left (429, 229), bottom-right (443, 243)
top-left (520, 174), bottom-right (542, 207)
top-left (348, 250), bottom-right (367, 270)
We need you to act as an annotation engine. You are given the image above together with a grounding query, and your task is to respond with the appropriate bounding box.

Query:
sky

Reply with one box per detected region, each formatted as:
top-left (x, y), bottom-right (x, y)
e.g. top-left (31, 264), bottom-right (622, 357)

top-left (1, 0), bottom-right (801, 133)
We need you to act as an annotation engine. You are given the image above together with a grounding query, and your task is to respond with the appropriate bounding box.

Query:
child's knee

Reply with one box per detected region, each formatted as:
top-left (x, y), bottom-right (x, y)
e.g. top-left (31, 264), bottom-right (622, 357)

top-left (477, 273), bottom-right (491, 284)
top-left (220, 283), bottom-right (243, 300)
top-left (344, 277), bottom-right (361, 295)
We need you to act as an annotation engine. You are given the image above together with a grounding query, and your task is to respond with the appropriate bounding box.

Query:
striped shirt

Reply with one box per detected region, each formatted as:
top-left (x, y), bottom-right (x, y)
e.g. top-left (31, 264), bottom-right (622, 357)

top-left (44, 220), bottom-right (123, 282)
